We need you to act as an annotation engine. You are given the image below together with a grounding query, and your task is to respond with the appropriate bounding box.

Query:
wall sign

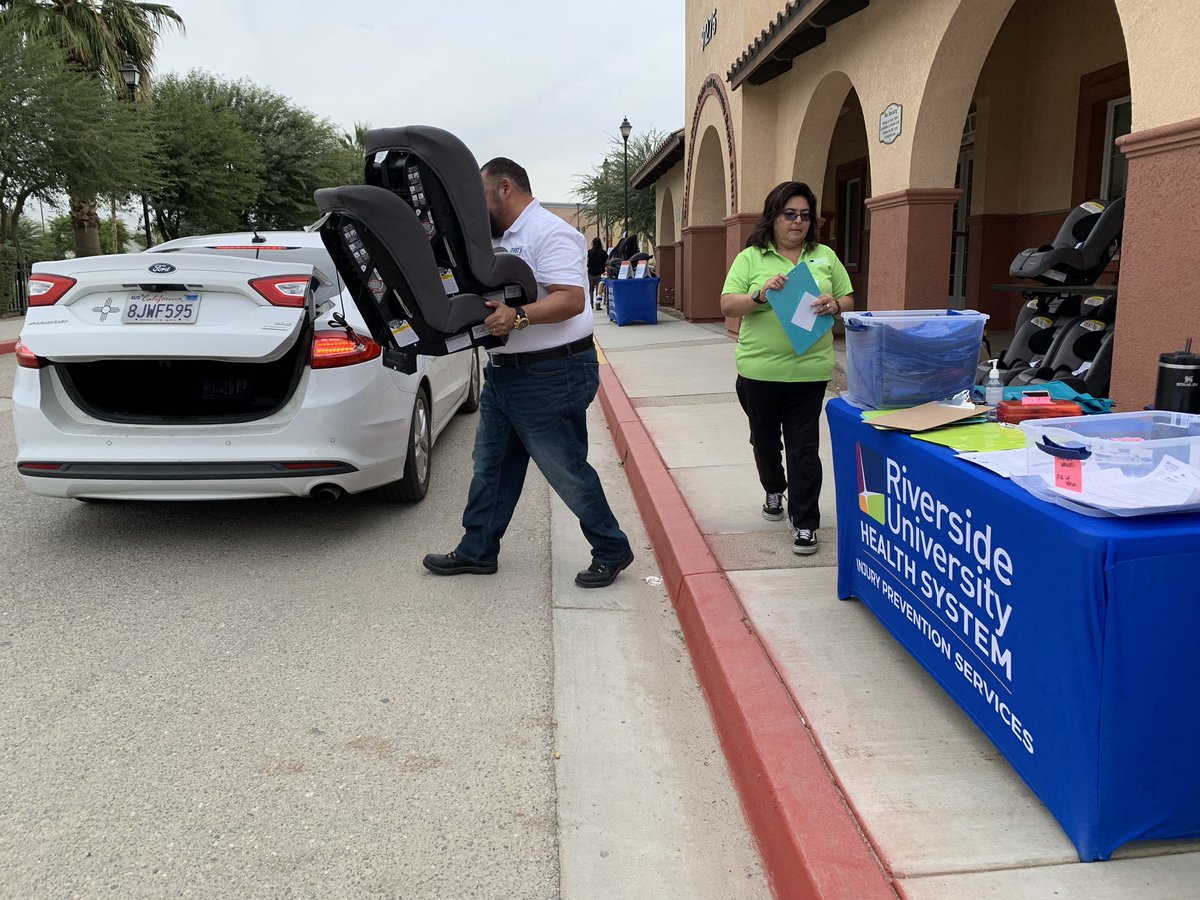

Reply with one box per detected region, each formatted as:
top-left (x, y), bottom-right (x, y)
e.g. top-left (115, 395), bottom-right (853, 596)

top-left (701, 9), bottom-right (717, 50)
top-left (879, 103), bottom-right (903, 144)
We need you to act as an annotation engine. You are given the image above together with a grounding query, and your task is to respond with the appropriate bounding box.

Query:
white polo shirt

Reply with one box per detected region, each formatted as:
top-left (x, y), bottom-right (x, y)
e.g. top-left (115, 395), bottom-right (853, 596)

top-left (491, 199), bottom-right (593, 354)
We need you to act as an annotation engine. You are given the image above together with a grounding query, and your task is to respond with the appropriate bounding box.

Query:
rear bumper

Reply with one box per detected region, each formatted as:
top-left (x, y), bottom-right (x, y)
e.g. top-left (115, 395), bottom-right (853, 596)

top-left (12, 362), bottom-right (416, 499)
top-left (15, 462), bottom-right (395, 501)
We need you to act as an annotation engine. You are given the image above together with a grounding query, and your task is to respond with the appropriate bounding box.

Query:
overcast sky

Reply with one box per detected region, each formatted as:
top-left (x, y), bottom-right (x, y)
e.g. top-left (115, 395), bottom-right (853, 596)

top-left (153, 0), bottom-right (685, 203)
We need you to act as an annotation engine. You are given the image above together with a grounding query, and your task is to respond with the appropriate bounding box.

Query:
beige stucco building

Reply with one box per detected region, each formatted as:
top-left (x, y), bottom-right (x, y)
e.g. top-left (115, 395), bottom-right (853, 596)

top-left (635, 0), bottom-right (1200, 409)
top-left (541, 202), bottom-right (600, 240)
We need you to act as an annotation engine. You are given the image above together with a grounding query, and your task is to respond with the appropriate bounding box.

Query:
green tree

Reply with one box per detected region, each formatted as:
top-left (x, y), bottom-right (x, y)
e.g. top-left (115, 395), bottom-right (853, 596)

top-left (13, 215), bottom-right (58, 263)
top-left (147, 72), bottom-right (361, 235)
top-left (338, 121), bottom-right (370, 186)
top-left (0, 20), bottom-right (157, 249)
top-left (574, 128), bottom-right (666, 249)
top-left (37, 211), bottom-right (128, 256)
top-left (0, 0), bottom-right (183, 257)
top-left (148, 72), bottom-right (262, 239)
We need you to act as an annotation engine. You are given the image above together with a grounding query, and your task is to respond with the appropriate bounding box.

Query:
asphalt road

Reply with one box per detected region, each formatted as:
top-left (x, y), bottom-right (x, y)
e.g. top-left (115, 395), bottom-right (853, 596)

top-left (0, 352), bottom-right (767, 899)
top-left (0, 353), bottom-right (560, 897)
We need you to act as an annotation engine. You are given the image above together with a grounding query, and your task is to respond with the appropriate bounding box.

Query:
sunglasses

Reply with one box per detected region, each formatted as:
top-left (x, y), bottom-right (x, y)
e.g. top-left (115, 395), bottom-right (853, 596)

top-left (781, 209), bottom-right (812, 222)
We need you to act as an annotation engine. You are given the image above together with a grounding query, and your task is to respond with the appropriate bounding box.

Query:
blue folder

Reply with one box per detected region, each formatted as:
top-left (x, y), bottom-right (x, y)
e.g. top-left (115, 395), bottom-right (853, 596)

top-left (765, 261), bottom-right (832, 355)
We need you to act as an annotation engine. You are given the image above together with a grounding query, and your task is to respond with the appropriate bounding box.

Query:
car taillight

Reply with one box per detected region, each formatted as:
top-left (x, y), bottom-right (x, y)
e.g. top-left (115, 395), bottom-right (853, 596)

top-left (249, 275), bottom-right (310, 307)
top-left (27, 274), bottom-right (77, 306)
top-left (14, 340), bottom-right (42, 369)
top-left (311, 330), bottom-right (383, 368)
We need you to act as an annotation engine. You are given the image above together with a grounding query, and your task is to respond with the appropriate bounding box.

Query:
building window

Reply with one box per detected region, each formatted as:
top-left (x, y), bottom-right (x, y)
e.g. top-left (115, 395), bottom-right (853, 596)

top-left (1101, 96), bottom-right (1131, 201)
top-left (841, 177), bottom-right (862, 268)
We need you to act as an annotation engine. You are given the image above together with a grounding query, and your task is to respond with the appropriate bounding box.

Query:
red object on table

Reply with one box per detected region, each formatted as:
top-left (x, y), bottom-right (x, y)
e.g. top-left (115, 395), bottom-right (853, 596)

top-left (997, 398), bottom-right (1083, 423)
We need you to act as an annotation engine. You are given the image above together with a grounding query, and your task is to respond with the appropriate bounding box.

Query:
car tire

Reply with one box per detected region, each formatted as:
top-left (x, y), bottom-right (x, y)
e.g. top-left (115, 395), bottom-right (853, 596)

top-left (381, 386), bottom-right (431, 503)
top-left (458, 348), bottom-right (482, 414)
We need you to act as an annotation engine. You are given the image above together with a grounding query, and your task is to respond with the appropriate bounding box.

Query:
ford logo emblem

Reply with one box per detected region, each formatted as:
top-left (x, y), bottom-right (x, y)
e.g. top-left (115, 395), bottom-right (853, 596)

top-left (147, 262), bottom-right (176, 274)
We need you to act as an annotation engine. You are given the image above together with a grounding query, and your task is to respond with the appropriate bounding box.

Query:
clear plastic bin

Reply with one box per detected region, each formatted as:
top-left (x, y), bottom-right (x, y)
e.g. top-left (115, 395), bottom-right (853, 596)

top-left (1022, 410), bottom-right (1200, 479)
top-left (841, 309), bottom-right (988, 409)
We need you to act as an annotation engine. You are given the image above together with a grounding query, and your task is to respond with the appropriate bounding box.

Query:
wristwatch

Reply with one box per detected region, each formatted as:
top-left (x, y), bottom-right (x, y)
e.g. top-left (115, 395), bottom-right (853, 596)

top-left (512, 306), bottom-right (530, 330)
top-left (751, 289), bottom-right (767, 305)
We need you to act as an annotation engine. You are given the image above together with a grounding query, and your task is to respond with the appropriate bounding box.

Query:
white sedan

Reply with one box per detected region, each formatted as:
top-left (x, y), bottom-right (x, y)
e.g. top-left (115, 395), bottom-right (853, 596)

top-left (11, 231), bottom-right (480, 502)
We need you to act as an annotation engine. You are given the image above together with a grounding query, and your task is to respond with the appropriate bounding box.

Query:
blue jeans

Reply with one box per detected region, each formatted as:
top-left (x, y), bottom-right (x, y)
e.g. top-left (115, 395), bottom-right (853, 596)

top-left (455, 346), bottom-right (631, 567)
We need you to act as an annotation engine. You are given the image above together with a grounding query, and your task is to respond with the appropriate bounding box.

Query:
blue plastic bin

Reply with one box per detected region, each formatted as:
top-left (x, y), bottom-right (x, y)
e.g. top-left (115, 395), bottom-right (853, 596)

top-left (606, 277), bottom-right (658, 326)
top-left (842, 309), bottom-right (988, 409)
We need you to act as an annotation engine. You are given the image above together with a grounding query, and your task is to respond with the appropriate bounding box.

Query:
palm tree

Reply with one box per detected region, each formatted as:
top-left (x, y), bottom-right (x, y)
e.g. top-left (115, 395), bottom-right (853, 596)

top-left (0, 0), bottom-right (183, 257)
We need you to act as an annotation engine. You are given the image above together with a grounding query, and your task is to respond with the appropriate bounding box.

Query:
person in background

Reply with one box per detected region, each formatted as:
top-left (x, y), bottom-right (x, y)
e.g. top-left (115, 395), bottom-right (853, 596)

top-left (422, 158), bottom-right (634, 587)
top-left (719, 181), bottom-right (855, 555)
top-left (587, 237), bottom-right (607, 309)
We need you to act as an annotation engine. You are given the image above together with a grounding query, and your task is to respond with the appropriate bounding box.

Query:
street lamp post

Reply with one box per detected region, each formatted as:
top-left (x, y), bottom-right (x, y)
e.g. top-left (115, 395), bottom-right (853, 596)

top-left (118, 59), bottom-right (153, 249)
top-left (619, 117), bottom-right (632, 245)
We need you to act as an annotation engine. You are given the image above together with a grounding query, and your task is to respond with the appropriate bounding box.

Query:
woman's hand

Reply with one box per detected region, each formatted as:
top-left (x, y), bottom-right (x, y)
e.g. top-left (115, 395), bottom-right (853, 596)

top-left (762, 274), bottom-right (788, 295)
top-left (810, 293), bottom-right (839, 316)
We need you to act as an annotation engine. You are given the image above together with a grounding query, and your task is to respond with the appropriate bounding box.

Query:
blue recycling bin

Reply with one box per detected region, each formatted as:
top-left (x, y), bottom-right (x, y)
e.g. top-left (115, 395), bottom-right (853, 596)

top-left (606, 277), bottom-right (659, 326)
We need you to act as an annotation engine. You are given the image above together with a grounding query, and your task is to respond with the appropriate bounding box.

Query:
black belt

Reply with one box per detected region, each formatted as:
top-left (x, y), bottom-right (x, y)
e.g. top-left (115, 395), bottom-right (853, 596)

top-left (488, 336), bottom-right (595, 368)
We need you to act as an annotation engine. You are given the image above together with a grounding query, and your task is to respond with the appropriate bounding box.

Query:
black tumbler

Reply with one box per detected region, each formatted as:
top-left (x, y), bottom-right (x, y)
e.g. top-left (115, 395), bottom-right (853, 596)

top-left (1154, 339), bottom-right (1200, 414)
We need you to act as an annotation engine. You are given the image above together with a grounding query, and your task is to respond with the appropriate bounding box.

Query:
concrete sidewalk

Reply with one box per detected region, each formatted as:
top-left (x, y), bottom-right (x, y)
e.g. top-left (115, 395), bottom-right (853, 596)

top-left (591, 310), bottom-right (1200, 899)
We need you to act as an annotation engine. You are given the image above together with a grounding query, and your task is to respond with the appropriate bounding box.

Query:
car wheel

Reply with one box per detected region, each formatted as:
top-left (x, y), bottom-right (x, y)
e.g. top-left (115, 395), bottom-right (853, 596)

top-left (381, 386), bottom-right (431, 503)
top-left (458, 348), bottom-right (481, 414)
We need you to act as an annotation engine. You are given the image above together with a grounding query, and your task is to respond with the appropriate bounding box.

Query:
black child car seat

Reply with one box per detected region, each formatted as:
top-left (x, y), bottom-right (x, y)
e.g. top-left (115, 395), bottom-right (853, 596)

top-left (314, 125), bottom-right (537, 372)
top-left (1009, 196), bottom-right (1124, 287)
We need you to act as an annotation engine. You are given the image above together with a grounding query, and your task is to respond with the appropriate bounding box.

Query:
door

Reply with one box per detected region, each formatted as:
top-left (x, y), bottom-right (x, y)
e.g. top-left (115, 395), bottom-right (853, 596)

top-left (948, 148), bottom-right (974, 309)
top-left (835, 158), bottom-right (869, 307)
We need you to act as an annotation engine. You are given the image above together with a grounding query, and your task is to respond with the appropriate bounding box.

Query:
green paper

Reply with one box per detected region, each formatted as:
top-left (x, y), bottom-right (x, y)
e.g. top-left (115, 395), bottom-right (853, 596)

top-left (911, 422), bottom-right (1027, 452)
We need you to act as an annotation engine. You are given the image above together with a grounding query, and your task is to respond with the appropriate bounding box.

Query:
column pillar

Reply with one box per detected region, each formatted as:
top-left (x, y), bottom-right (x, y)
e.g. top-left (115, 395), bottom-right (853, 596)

top-left (1111, 117), bottom-right (1200, 409)
top-left (672, 241), bottom-right (684, 309)
top-left (863, 188), bottom-right (961, 309)
top-left (965, 213), bottom-right (1021, 330)
top-left (723, 213), bottom-right (758, 333)
top-left (681, 225), bottom-right (726, 321)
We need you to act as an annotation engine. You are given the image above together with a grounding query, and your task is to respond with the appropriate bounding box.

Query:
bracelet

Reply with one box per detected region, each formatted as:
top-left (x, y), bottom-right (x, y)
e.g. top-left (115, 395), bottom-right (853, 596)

top-left (832, 297), bottom-right (843, 315)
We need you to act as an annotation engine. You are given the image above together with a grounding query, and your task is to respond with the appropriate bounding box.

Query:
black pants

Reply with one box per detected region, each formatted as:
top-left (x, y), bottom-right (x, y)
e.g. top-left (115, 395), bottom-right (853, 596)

top-left (735, 375), bottom-right (828, 530)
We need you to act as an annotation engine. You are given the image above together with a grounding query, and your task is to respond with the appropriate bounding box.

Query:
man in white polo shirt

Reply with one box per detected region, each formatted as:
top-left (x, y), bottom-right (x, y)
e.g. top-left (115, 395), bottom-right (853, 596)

top-left (422, 158), bottom-right (634, 588)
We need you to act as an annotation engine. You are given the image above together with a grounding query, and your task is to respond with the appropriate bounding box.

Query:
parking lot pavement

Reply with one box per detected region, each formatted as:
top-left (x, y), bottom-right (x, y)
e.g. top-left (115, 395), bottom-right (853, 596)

top-left (0, 348), bottom-right (767, 899)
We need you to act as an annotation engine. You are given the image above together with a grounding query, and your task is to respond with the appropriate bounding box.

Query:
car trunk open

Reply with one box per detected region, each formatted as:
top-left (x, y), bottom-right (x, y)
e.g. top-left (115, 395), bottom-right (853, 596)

top-left (54, 322), bottom-right (311, 424)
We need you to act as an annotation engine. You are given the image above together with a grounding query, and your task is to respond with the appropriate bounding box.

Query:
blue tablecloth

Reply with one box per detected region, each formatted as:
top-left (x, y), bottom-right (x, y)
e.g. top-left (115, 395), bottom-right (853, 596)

top-left (605, 277), bottom-right (658, 326)
top-left (827, 398), bottom-right (1200, 861)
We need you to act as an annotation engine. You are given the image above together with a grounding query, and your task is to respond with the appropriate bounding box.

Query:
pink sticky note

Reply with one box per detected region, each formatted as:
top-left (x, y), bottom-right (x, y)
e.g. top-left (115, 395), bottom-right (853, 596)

top-left (1055, 457), bottom-right (1083, 492)
top-left (1022, 394), bottom-right (1052, 405)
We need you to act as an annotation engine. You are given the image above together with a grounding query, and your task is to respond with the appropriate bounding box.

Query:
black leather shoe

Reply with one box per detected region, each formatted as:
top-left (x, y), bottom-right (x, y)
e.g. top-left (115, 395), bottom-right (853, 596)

top-left (422, 550), bottom-right (497, 576)
top-left (574, 552), bottom-right (635, 588)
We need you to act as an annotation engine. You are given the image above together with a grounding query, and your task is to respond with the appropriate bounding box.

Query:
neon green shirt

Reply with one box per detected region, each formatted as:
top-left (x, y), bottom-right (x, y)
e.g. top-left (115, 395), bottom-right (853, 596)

top-left (721, 242), bottom-right (853, 382)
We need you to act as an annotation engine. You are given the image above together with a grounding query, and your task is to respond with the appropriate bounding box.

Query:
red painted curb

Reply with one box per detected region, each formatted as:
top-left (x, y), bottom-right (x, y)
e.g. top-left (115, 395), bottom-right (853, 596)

top-left (0, 338), bottom-right (16, 356)
top-left (597, 358), bottom-right (897, 900)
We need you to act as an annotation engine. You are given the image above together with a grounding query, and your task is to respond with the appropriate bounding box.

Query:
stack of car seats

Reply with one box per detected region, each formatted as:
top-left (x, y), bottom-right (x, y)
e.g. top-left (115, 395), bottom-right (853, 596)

top-left (976, 197), bottom-right (1123, 396)
top-left (314, 125), bottom-right (537, 373)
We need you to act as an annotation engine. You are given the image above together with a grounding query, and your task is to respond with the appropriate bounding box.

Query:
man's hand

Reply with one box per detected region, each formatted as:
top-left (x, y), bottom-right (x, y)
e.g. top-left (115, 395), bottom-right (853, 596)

top-left (484, 300), bottom-right (518, 336)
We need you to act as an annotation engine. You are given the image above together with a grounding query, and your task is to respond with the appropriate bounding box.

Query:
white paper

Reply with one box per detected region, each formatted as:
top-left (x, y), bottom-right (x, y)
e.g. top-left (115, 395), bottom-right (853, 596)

top-left (957, 448), bottom-right (1028, 479)
top-left (1150, 455), bottom-right (1200, 489)
top-left (789, 292), bottom-right (820, 331)
top-left (445, 332), bottom-right (471, 353)
top-left (1038, 458), bottom-right (1200, 511)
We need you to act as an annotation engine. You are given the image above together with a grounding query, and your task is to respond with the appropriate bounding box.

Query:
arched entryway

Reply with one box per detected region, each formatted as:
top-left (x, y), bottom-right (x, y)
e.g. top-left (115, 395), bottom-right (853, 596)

top-left (657, 186), bottom-right (680, 308)
top-left (683, 121), bottom-right (732, 320)
top-left (908, 0), bottom-right (1129, 334)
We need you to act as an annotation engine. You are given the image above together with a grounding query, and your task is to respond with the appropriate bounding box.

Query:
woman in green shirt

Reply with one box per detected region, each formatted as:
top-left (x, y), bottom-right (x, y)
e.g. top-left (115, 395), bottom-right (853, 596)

top-left (720, 181), bottom-right (855, 555)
